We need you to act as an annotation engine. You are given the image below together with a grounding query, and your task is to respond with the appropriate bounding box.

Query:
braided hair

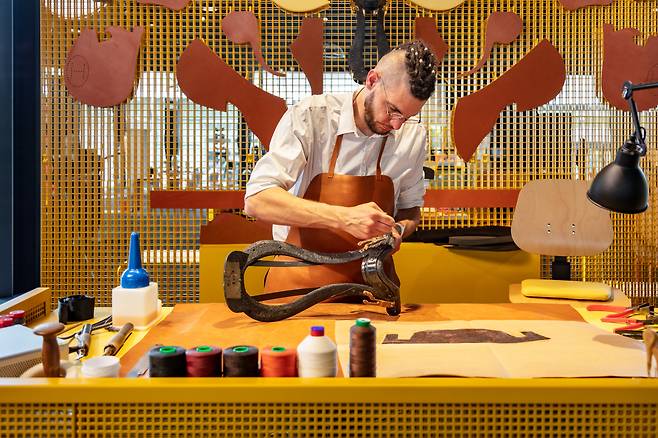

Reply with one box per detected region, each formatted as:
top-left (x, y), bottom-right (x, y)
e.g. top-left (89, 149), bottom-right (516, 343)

top-left (394, 40), bottom-right (437, 101)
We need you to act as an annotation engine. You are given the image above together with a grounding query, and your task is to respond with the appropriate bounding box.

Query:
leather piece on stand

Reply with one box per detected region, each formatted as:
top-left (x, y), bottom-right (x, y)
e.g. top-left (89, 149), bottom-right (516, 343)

top-left (602, 24), bottom-right (658, 112)
top-left (222, 11), bottom-right (285, 77)
top-left (176, 39), bottom-right (287, 149)
top-left (290, 17), bottom-right (324, 95)
top-left (414, 17), bottom-right (449, 64)
top-left (200, 213), bottom-right (272, 244)
top-left (65, 27), bottom-right (144, 107)
top-left (462, 11), bottom-right (522, 76)
top-left (558, 0), bottom-right (613, 10)
top-left (135, 0), bottom-right (191, 10)
top-left (119, 303), bottom-right (583, 376)
top-left (451, 39), bottom-right (565, 162)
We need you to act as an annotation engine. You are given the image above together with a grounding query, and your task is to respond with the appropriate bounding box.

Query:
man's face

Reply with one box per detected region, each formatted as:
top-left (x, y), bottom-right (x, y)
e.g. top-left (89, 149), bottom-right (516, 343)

top-left (363, 77), bottom-right (425, 135)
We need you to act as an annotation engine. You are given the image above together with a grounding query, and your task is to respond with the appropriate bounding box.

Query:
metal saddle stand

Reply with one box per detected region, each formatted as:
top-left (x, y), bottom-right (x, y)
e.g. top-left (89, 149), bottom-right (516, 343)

top-left (349, 0), bottom-right (390, 84)
top-left (224, 234), bottom-right (401, 322)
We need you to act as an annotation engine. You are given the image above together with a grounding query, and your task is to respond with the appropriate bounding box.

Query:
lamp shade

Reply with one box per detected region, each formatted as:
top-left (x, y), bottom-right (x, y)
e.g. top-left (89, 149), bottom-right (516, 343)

top-left (587, 146), bottom-right (648, 214)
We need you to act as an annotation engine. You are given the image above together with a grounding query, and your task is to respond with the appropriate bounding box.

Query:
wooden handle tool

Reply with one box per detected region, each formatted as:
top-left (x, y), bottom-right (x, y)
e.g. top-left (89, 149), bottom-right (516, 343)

top-left (33, 322), bottom-right (66, 377)
top-left (103, 322), bottom-right (134, 356)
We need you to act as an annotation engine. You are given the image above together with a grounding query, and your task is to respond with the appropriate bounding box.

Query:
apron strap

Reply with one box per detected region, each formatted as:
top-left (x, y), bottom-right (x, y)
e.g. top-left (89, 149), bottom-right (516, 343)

top-left (376, 136), bottom-right (388, 180)
top-left (328, 134), bottom-right (343, 178)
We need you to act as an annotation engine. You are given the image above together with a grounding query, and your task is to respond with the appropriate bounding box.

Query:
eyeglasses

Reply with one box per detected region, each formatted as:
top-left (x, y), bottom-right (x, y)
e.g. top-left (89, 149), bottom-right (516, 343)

top-left (379, 77), bottom-right (421, 124)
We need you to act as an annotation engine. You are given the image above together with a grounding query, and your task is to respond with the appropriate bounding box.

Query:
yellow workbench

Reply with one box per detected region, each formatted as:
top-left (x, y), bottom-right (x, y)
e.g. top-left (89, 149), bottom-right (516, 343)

top-left (1, 298), bottom-right (657, 437)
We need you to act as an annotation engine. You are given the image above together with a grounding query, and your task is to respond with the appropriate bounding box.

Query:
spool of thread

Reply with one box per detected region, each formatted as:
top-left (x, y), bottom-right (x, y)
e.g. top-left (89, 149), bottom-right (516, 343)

top-left (8, 310), bottom-right (26, 325)
top-left (297, 326), bottom-right (337, 377)
top-left (0, 317), bottom-right (14, 328)
top-left (186, 345), bottom-right (222, 377)
top-left (223, 345), bottom-right (259, 377)
top-left (260, 346), bottom-right (297, 377)
top-left (82, 356), bottom-right (121, 378)
top-left (349, 318), bottom-right (376, 377)
top-left (149, 345), bottom-right (186, 377)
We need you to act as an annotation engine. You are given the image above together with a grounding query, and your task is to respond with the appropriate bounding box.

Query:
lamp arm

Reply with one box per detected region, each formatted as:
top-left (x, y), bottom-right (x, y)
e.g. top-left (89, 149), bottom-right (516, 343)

top-left (622, 81), bottom-right (658, 156)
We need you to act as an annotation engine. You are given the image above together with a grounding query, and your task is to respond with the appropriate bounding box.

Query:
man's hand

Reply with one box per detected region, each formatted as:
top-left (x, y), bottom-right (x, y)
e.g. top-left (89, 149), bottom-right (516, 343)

top-left (339, 202), bottom-right (396, 240)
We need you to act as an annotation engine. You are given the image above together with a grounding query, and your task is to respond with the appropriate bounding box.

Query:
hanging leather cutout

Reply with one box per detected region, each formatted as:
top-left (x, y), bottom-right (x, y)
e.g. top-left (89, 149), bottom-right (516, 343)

top-left (135, 0), bottom-right (191, 10)
top-left (200, 213), bottom-right (271, 244)
top-left (65, 26), bottom-right (144, 107)
top-left (176, 39), bottom-right (287, 149)
top-left (451, 39), bottom-right (565, 162)
top-left (414, 17), bottom-right (449, 64)
top-left (602, 24), bottom-right (658, 111)
top-left (558, 0), bottom-right (613, 10)
top-left (462, 11), bottom-right (523, 77)
top-left (290, 17), bottom-right (324, 95)
top-left (222, 11), bottom-right (285, 77)
top-left (271, 0), bottom-right (330, 13)
top-left (349, 0), bottom-right (390, 84)
top-left (406, 0), bottom-right (467, 11)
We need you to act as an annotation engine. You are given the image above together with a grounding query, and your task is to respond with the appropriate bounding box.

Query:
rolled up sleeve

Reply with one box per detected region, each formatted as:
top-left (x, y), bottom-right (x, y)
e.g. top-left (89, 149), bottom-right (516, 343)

top-left (245, 104), bottom-right (311, 199)
top-left (395, 129), bottom-right (427, 210)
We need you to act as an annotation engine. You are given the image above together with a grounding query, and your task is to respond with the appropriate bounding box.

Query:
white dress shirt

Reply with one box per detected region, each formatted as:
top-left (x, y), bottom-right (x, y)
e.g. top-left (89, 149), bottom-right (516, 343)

top-left (245, 92), bottom-right (427, 241)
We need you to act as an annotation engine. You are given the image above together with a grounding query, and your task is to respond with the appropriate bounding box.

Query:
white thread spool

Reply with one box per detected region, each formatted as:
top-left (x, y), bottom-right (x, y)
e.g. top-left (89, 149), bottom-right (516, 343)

top-left (81, 356), bottom-right (121, 378)
top-left (296, 326), bottom-right (337, 377)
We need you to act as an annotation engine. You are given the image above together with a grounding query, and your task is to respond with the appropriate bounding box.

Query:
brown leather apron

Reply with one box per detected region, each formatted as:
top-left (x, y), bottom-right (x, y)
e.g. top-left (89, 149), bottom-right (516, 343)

top-left (264, 134), bottom-right (398, 293)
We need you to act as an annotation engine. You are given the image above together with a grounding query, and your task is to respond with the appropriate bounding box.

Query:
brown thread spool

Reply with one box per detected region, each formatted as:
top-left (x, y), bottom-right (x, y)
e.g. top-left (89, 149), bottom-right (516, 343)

top-left (260, 346), bottom-right (297, 377)
top-left (223, 345), bottom-right (259, 377)
top-left (349, 318), bottom-right (376, 377)
top-left (186, 345), bottom-right (222, 377)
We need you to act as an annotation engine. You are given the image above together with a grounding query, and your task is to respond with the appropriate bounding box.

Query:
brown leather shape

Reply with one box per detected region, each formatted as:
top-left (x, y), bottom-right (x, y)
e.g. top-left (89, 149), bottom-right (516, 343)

top-left (176, 39), bottom-right (287, 149)
top-left (451, 39), bottom-right (566, 162)
top-left (222, 11), bottom-right (285, 77)
top-left (65, 27), bottom-right (144, 107)
top-left (290, 17), bottom-right (324, 95)
top-left (558, 0), bottom-right (613, 10)
top-left (200, 213), bottom-right (272, 244)
top-left (462, 11), bottom-right (523, 77)
top-left (135, 0), bottom-right (191, 10)
top-left (414, 17), bottom-right (449, 64)
top-left (602, 24), bottom-right (658, 112)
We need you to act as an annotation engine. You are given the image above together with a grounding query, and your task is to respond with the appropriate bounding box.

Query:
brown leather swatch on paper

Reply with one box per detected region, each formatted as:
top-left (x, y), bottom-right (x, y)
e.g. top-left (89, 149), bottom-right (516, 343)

top-left (414, 17), bottom-right (449, 64)
top-left (462, 11), bottom-right (523, 76)
top-left (602, 24), bottom-right (658, 112)
top-left (222, 11), bottom-right (285, 77)
top-left (451, 39), bottom-right (566, 162)
top-left (290, 17), bottom-right (324, 95)
top-left (65, 27), bottom-right (144, 107)
top-left (200, 213), bottom-right (272, 244)
top-left (135, 0), bottom-right (191, 10)
top-left (558, 0), bottom-right (613, 10)
top-left (176, 39), bottom-right (287, 149)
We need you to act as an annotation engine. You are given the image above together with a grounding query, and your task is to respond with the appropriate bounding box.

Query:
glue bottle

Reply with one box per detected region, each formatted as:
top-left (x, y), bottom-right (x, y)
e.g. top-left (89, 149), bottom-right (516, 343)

top-left (112, 232), bottom-right (159, 329)
top-left (296, 325), bottom-right (337, 377)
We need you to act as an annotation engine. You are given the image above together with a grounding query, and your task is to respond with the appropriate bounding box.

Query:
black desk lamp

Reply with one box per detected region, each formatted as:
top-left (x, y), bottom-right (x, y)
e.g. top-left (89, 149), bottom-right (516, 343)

top-left (587, 80), bottom-right (658, 214)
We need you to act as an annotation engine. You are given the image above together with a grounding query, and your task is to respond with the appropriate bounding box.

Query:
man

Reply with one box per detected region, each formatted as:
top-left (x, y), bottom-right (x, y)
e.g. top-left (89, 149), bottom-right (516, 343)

top-left (244, 40), bottom-right (437, 293)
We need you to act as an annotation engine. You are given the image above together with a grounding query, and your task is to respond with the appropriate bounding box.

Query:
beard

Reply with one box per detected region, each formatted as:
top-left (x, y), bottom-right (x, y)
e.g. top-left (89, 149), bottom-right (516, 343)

top-left (363, 92), bottom-right (391, 135)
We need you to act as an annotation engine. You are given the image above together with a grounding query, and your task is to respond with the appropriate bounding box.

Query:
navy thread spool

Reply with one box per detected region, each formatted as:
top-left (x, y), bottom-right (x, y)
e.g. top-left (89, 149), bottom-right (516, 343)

top-left (149, 346), bottom-right (187, 377)
top-left (186, 345), bottom-right (222, 377)
top-left (223, 346), bottom-right (259, 377)
top-left (349, 318), bottom-right (376, 377)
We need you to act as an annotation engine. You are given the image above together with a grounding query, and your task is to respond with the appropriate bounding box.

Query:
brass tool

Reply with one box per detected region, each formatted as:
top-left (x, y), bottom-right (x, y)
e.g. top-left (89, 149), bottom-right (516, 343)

top-left (103, 322), bottom-right (134, 356)
top-left (74, 323), bottom-right (94, 359)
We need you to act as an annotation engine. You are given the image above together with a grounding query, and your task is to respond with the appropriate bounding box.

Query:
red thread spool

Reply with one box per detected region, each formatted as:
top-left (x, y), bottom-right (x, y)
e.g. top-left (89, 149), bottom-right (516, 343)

top-left (186, 345), bottom-right (222, 377)
top-left (0, 317), bottom-right (14, 328)
top-left (260, 346), bottom-right (297, 377)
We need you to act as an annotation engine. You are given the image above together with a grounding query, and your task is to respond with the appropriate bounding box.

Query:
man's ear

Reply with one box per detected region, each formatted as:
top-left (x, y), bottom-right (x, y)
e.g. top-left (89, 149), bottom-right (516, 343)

top-left (364, 70), bottom-right (380, 90)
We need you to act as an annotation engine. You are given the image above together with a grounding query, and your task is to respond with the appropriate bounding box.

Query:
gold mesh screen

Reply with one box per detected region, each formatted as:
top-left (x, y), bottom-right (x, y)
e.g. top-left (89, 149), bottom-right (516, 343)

top-left (2, 402), bottom-right (658, 437)
top-left (41, 0), bottom-right (658, 305)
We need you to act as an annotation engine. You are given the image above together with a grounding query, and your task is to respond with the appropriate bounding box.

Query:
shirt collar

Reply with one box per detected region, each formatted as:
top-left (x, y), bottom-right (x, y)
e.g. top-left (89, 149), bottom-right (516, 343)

top-left (336, 89), bottom-right (388, 139)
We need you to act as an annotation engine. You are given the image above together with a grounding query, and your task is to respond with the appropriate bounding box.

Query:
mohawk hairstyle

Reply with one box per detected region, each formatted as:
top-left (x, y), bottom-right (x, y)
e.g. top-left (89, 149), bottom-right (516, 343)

top-left (394, 40), bottom-right (437, 101)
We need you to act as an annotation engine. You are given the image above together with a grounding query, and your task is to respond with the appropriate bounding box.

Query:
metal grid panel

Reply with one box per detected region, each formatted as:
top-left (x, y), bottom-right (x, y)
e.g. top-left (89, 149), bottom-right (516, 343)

top-left (41, 0), bottom-right (658, 305)
top-left (2, 402), bottom-right (657, 437)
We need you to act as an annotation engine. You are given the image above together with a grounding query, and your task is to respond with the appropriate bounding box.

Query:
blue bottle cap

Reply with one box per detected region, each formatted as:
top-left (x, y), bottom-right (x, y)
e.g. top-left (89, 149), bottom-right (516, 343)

top-left (120, 232), bottom-right (150, 289)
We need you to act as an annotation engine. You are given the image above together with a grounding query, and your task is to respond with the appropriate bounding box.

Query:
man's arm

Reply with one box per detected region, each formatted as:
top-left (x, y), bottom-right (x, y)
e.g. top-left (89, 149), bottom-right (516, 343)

top-left (389, 206), bottom-right (421, 252)
top-left (245, 187), bottom-right (396, 240)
